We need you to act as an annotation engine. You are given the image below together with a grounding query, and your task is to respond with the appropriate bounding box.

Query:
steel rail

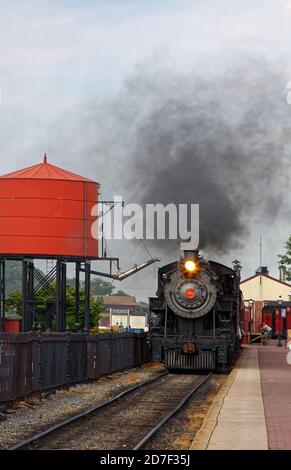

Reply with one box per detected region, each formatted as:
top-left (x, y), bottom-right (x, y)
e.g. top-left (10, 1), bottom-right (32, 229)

top-left (9, 371), bottom-right (168, 451)
top-left (133, 372), bottom-right (213, 450)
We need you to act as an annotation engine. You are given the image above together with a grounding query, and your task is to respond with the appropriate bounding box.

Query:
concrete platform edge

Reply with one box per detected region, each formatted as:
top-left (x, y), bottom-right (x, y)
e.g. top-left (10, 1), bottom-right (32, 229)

top-left (190, 352), bottom-right (242, 450)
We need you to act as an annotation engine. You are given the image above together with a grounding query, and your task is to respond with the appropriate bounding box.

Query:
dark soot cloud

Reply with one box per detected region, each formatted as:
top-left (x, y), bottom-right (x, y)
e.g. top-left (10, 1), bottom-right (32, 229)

top-left (116, 58), bottom-right (290, 254)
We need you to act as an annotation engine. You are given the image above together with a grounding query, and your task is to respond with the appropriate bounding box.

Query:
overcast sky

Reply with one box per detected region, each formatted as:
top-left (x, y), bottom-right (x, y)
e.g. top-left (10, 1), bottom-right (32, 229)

top-left (1, 0), bottom-right (291, 300)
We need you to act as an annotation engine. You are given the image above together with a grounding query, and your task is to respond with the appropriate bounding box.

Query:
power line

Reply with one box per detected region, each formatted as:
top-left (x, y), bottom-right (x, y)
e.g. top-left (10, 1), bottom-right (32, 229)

top-left (140, 238), bottom-right (154, 260)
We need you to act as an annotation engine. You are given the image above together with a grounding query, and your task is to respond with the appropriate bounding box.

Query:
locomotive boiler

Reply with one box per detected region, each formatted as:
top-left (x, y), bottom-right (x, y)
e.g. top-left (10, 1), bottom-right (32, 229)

top-left (149, 250), bottom-right (242, 372)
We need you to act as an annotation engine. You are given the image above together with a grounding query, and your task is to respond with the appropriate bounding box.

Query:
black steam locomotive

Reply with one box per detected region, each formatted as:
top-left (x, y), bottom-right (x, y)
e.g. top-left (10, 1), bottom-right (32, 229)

top-left (149, 250), bottom-right (242, 372)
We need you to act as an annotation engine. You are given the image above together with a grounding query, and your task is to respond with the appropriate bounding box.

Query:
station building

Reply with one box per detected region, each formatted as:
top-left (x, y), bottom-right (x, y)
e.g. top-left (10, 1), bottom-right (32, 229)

top-left (240, 266), bottom-right (291, 335)
top-left (96, 295), bottom-right (148, 330)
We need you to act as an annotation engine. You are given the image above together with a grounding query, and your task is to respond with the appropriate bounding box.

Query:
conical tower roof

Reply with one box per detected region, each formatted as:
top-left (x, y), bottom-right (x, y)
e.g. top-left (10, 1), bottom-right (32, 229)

top-left (0, 154), bottom-right (98, 184)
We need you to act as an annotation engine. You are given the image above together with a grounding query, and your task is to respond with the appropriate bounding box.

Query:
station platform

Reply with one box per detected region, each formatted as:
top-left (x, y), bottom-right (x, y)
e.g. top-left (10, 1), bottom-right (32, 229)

top-left (191, 343), bottom-right (291, 450)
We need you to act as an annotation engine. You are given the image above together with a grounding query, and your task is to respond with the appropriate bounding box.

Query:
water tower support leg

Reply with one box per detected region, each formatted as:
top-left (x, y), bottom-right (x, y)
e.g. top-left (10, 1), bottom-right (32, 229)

top-left (84, 260), bottom-right (91, 331)
top-left (22, 260), bottom-right (34, 332)
top-left (28, 262), bottom-right (34, 330)
top-left (56, 260), bottom-right (67, 332)
top-left (0, 260), bottom-right (5, 332)
top-left (75, 261), bottom-right (81, 329)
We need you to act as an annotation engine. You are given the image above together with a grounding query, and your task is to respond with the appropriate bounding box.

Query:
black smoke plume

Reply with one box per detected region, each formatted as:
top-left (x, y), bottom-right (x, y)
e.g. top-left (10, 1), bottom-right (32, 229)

top-left (111, 57), bottom-right (290, 255)
top-left (49, 56), bottom-right (291, 258)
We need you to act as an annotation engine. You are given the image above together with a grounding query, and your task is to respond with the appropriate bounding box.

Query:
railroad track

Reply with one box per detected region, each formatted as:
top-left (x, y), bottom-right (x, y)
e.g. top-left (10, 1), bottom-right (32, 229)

top-left (10, 371), bottom-right (212, 450)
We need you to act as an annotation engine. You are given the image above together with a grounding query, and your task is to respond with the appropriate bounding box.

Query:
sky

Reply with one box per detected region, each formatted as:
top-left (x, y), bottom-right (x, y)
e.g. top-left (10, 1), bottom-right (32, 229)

top-left (1, 0), bottom-right (291, 299)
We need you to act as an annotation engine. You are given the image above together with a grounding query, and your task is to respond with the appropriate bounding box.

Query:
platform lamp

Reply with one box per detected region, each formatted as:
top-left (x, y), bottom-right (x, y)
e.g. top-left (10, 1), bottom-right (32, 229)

top-left (232, 259), bottom-right (242, 282)
top-left (248, 299), bottom-right (254, 343)
top-left (277, 295), bottom-right (283, 347)
top-left (288, 291), bottom-right (291, 337)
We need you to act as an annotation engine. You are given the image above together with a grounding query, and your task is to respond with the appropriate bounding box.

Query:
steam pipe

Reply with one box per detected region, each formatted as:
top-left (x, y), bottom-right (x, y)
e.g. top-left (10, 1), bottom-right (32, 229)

top-left (79, 257), bottom-right (160, 281)
top-left (115, 258), bottom-right (160, 281)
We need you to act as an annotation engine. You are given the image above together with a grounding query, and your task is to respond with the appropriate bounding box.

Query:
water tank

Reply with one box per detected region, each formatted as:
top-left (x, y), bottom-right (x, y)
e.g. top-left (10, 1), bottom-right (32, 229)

top-left (0, 155), bottom-right (99, 258)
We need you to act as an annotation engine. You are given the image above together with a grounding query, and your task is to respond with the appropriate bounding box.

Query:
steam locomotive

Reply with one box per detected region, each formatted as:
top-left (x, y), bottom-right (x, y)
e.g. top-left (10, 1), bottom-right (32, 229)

top-left (149, 250), bottom-right (242, 372)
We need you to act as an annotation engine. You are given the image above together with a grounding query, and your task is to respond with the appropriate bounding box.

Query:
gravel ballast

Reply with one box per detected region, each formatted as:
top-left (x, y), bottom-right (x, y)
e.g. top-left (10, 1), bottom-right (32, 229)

top-left (0, 363), bottom-right (164, 449)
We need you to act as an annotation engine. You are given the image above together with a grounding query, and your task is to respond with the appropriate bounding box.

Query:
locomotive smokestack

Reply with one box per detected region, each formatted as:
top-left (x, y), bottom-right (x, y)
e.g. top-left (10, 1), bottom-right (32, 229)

top-left (183, 250), bottom-right (199, 261)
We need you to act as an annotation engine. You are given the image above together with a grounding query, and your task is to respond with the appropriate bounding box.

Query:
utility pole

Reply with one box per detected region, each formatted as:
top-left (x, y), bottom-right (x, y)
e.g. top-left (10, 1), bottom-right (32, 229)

top-left (260, 235), bottom-right (263, 271)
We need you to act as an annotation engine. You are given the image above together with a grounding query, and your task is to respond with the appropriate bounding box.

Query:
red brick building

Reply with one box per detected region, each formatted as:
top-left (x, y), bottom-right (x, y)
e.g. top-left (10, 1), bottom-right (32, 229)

top-left (240, 267), bottom-right (291, 335)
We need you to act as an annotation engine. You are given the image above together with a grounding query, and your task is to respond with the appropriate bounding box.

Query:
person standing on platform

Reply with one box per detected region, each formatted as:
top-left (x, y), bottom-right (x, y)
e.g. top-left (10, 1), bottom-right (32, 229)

top-left (261, 323), bottom-right (269, 345)
top-left (264, 323), bottom-right (272, 338)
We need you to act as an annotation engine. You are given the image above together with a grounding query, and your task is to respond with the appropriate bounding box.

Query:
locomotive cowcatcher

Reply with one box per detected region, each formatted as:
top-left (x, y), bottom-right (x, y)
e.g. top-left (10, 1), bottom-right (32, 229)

top-left (149, 250), bottom-right (242, 372)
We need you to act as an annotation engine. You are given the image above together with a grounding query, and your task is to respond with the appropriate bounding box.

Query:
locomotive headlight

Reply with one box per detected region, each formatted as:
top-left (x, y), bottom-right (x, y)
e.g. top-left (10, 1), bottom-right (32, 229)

top-left (184, 260), bottom-right (196, 273)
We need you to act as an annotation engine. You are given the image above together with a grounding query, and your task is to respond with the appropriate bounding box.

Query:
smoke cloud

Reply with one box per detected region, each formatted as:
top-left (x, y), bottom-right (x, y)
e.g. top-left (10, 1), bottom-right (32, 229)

top-left (103, 57), bottom-right (290, 255)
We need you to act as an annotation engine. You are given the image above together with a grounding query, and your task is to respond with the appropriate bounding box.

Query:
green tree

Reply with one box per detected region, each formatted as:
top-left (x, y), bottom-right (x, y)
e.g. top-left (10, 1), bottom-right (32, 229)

top-left (6, 290), bottom-right (23, 315)
top-left (86, 277), bottom-right (115, 295)
top-left (112, 289), bottom-right (129, 296)
top-left (5, 261), bottom-right (22, 295)
top-left (65, 285), bottom-right (104, 330)
top-left (6, 285), bottom-right (104, 331)
top-left (4, 263), bottom-right (46, 295)
top-left (278, 235), bottom-right (291, 281)
top-left (65, 277), bottom-right (129, 296)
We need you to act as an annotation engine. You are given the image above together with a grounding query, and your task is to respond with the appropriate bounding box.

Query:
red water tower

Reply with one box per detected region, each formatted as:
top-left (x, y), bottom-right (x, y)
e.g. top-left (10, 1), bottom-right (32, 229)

top-left (0, 155), bottom-right (101, 333)
top-left (0, 155), bottom-right (156, 333)
top-left (0, 155), bottom-right (99, 258)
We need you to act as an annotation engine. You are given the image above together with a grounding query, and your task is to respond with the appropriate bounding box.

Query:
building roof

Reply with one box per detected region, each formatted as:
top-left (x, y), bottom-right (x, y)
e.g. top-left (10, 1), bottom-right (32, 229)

top-left (99, 295), bottom-right (138, 306)
top-left (240, 272), bottom-right (291, 288)
top-left (0, 155), bottom-right (98, 184)
top-left (5, 312), bottom-right (23, 319)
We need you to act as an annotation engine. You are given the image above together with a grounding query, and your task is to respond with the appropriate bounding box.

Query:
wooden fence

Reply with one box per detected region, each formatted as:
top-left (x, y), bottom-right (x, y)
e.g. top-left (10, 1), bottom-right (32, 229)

top-left (0, 332), bottom-right (149, 403)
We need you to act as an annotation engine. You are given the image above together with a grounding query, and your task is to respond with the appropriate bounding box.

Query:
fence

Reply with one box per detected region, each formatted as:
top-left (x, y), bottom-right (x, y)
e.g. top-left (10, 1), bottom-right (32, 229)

top-left (0, 332), bottom-right (149, 404)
